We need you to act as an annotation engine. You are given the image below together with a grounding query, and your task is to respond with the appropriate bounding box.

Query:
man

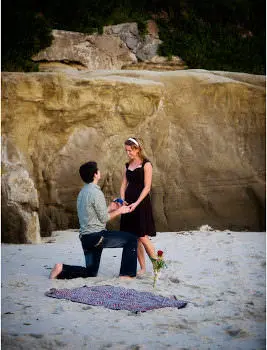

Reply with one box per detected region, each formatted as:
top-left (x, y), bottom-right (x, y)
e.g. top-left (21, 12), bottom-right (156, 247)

top-left (49, 161), bottom-right (137, 279)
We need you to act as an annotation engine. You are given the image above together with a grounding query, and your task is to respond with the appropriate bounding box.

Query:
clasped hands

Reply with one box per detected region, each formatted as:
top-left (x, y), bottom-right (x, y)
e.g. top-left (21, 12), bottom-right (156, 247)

top-left (111, 198), bottom-right (138, 214)
top-left (120, 202), bottom-right (138, 214)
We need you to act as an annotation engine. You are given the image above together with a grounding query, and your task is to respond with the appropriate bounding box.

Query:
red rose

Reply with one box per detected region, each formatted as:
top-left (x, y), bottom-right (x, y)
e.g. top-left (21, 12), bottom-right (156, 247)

top-left (157, 250), bottom-right (164, 257)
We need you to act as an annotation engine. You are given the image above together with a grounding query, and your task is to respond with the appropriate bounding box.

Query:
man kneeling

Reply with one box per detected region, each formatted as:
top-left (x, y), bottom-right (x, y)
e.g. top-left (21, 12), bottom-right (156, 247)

top-left (50, 161), bottom-right (137, 279)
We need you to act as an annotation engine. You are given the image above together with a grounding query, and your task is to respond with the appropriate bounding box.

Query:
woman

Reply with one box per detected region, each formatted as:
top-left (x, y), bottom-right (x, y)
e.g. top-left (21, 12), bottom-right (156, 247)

top-left (120, 137), bottom-right (157, 275)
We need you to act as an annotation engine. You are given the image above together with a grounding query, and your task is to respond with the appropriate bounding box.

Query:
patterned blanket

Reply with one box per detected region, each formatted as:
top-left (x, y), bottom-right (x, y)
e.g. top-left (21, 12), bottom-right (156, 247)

top-left (45, 285), bottom-right (187, 312)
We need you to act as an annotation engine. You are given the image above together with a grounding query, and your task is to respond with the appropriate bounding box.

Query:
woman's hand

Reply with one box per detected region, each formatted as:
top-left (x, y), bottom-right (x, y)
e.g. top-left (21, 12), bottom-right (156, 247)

top-left (128, 202), bottom-right (138, 212)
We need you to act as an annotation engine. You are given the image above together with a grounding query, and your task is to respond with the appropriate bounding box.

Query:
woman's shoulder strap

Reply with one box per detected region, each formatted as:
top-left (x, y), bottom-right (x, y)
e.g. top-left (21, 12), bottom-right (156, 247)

top-left (142, 158), bottom-right (152, 166)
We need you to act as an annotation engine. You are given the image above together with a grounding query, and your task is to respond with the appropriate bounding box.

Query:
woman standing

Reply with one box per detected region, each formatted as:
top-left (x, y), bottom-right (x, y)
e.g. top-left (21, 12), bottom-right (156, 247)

top-left (120, 137), bottom-right (157, 275)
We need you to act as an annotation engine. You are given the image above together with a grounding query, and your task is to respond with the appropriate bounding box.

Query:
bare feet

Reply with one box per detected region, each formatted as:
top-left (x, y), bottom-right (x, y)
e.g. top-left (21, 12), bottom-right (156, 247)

top-left (49, 263), bottom-right (63, 279)
top-left (137, 268), bottom-right (146, 276)
top-left (119, 276), bottom-right (135, 280)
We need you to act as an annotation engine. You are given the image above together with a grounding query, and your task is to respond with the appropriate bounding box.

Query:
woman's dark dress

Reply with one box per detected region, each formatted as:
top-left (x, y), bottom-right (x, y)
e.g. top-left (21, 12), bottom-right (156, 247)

top-left (120, 159), bottom-right (156, 237)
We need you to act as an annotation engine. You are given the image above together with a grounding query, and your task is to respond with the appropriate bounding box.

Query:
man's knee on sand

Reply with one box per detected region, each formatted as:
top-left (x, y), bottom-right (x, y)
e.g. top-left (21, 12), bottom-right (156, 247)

top-left (122, 231), bottom-right (138, 244)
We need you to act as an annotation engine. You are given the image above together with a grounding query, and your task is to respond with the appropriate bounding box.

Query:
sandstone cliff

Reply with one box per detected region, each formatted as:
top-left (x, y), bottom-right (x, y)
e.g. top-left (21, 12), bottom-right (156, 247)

top-left (1, 70), bottom-right (266, 243)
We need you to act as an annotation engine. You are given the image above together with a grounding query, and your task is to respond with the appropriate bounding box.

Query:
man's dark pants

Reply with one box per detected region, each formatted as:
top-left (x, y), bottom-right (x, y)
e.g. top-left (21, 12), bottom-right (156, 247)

top-left (57, 230), bottom-right (137, 279)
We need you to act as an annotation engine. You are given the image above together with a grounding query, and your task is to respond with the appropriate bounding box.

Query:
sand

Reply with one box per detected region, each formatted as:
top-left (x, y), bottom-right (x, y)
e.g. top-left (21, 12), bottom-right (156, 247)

top-left (1, 230), bottom-right (266, 349)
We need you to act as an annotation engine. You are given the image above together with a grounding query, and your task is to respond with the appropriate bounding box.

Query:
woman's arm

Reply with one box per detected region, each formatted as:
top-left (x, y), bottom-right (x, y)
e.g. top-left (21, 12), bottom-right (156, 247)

top-left (120, 167), bottom-right (128, 201)
top-left (129, 162), bottom-right (153, 211)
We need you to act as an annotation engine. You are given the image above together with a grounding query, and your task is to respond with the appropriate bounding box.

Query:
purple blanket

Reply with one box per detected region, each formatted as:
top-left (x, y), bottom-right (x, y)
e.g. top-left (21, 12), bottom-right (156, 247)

top-left (45, 285), bottom-right (187, 312)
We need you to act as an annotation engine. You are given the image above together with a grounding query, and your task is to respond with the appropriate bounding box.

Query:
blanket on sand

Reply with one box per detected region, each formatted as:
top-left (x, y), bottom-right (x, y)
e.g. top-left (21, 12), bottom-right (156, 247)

top-left (45, 285), bottom-right (187, 312)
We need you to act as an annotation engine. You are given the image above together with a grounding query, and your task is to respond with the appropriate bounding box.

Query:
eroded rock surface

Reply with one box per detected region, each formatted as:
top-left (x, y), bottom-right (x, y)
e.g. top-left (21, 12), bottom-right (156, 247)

top-left (1, 137), bottom-right (41, 243)
top-left (1, 70), bottom-right (266, 242)
top-left (103, 21), bottom-right (162, 61)
top-left (32, 22), bottom-right (184, 72)
top-left (33, 29), bottom-right (137, 71)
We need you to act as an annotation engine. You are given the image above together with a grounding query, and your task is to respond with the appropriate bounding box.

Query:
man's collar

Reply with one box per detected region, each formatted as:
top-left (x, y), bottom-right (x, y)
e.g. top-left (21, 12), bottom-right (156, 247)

top-left (88, 182), bottom-right (100, 189)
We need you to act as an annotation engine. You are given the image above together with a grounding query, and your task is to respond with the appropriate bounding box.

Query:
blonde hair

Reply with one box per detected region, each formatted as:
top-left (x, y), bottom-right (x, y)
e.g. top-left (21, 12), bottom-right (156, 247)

top-left (124, 137), bottom-right (148, 161)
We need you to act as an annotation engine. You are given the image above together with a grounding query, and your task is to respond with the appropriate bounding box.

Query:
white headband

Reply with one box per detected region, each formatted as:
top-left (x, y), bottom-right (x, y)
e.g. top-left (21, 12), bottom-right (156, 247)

top-left (128, 138), bottom-right (139, 147)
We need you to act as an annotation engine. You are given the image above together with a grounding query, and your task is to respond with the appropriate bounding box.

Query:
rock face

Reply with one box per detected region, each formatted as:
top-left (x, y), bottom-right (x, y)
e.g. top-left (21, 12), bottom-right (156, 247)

top-left (32, 29), bottom-right (137, 71)
top-left (122, 55), bottom-right (187, 71)
top-left (1, 70), bottom-right (266, 242)
top-left (103, 21), bottom-right (162, 61)
top-left (1, 136), bottom-right (41, 243)
top-left (32, 22), bottom-right (185, 72)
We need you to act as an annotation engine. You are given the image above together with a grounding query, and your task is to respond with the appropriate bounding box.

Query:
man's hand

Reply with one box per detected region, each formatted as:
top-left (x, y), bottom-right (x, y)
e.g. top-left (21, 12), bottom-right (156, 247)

top-left (119, 205), bottom-right (131, 214)
top-left (108, 201), bottom-right (120, 213)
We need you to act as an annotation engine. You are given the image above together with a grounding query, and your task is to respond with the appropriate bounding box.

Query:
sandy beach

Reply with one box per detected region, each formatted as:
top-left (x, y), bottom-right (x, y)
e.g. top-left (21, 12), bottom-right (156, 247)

top-left (1, 230), bottom-right (266, 349)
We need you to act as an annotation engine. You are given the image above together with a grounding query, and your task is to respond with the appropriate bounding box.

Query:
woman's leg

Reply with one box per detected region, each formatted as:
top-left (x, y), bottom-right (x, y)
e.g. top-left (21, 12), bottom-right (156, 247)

top-left (137, 240), bottom-right (146, 275)
top-left (139, 235), bottom-right (157, 260)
